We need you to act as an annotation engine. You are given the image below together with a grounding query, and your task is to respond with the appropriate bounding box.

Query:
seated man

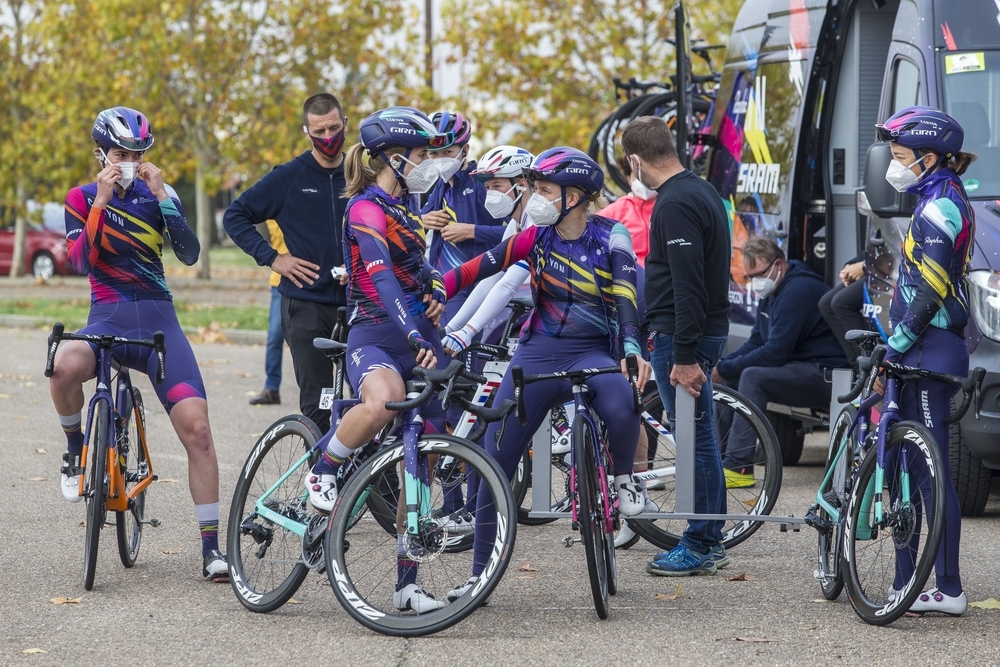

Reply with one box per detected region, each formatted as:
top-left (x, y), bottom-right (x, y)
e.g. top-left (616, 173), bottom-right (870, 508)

top-left (818, 253), bottom-right (869, 368)
top-left (711, 237), bottom-right (848, 486)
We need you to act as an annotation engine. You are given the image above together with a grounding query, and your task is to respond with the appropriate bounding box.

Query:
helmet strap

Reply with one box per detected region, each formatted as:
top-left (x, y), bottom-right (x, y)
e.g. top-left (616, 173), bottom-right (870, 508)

top-left (379, 148), bottom-right (411, 194)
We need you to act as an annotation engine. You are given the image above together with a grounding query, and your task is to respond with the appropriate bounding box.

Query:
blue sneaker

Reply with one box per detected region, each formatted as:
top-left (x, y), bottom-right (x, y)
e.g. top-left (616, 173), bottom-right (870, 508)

top-left (646, 545), bottom-right (717, 576)
top-left (710, 543), bottom-right (729, 570)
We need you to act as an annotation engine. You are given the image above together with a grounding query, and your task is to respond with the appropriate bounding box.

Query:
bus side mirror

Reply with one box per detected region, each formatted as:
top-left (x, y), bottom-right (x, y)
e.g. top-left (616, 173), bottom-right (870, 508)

top-left (860, 142), bottom-right (917, 218)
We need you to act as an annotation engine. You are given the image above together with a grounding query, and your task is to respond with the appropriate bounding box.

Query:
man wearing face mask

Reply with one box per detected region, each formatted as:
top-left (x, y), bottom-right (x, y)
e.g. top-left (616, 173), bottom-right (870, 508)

top-left (711, 237), bottom-right (846, 487)
top-left (223, 93), bottom-right (350, 433)
top-left (598, 153), bottom-right (656, 266)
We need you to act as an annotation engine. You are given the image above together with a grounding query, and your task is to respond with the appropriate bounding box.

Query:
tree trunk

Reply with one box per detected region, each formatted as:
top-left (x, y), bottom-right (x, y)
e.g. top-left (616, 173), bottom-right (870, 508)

top-left (195, 152), bottom-right (212, 280)
top-left (9, 100), bottom-right (27, 278)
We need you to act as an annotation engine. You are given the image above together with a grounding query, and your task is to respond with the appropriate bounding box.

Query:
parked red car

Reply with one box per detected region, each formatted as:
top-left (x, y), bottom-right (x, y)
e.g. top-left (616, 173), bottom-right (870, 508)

top-left (0, 225), bottom-right (74, 279)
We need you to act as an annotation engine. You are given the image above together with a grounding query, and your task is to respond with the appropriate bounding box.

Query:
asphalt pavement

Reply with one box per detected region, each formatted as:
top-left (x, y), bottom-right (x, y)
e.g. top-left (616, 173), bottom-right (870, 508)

top-left (2, 326), bottom-right (1000, 666)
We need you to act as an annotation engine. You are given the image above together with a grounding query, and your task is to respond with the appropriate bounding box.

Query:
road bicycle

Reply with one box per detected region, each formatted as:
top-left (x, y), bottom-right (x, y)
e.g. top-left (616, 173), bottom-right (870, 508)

top-left (45, 322), bottom-right (163, 590)
top-left (806, 329), bottom-right (984, 625)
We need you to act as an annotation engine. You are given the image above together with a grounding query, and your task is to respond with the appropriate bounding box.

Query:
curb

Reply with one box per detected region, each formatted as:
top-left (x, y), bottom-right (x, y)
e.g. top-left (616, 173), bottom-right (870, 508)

top-left (0, 314), bottom-right (266, 345)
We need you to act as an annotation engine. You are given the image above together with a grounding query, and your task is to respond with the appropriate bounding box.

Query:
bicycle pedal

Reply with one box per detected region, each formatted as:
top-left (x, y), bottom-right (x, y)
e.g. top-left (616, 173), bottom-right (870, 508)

top-left (562, 535), bottom-right (575, 548)
top-left (140, 518), bottom-right (161, 527)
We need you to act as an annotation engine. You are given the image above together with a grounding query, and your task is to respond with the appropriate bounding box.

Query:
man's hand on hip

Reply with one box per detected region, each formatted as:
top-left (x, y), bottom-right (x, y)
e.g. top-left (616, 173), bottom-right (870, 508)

top-left (671, 363), bottom-right (706, 397)
top-left (271, 253), bottom-right (320, 288)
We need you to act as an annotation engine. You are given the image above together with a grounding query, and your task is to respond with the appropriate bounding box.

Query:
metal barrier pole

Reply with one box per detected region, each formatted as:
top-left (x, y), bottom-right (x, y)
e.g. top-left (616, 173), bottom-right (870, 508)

top-left (529, 409), bottom-right (553, 516)
top-left (830, 368), bottom-right (854, 422)
top-left (674, 386), bottom-right (696, 514)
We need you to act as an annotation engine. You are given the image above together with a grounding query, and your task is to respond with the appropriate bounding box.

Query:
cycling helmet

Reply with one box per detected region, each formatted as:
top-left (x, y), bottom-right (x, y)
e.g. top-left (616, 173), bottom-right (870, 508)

top-left (876, 105), bottom-right (964, 158)
top-left (92, 107), bottom-right (154, 152)
top-left (525, 147), bottom-right (604, 195)
top-left (471, 145), bottom-right (534, 181)
top-left (358, 107), bottom-right (445, 153)
top-left (430, 110), bottom-right (472, 149)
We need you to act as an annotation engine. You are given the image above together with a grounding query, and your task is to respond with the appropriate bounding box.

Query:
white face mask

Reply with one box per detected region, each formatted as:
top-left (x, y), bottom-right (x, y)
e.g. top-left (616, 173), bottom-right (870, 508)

top-left (484, 187), bottom-right (521, 220)
top-left (884, 157), bottom-right (923, 193)
top-left (525, 192), bottom-right (561, 227)
top-left (631, 178), bottom-right (657, 201)
top-left (750, 262), bottom-right (782, 299)
top-left (434, 153), bottom-right (464, 182)
top-left (397, 154), bottom-right (440, 194)
top-left (100, 150), bottom-right (139, 189)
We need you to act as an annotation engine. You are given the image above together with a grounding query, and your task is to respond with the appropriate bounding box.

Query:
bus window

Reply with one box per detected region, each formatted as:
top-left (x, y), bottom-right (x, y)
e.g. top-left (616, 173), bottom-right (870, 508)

top-left (890, 58), bottom-right (921, 114)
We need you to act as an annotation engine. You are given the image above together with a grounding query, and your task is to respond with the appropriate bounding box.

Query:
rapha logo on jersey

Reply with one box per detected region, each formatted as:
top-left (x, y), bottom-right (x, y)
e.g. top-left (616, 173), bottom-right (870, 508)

top-left (924, 237), bottom-right (944, 245)
top-left (389, 126), bottom-right (417, 135)
top-left (622, 264), bottom-right (636, 273)
top-left (861, 303), bottom-right (882, 317)
top-left (736, 75), bottom-right (782, 195)
top-left (302, 188), bottom-right (319, 193)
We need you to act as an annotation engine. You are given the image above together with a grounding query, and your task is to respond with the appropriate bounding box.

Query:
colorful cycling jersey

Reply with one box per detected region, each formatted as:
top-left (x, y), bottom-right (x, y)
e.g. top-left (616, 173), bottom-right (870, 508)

top-left (65, 181), bottom-right (199, 304)
top-left (887, 168), bottom-right (975, 354)
top-left (443, 215), bottom-right (642, 356)
top-left (344, 184), bottom-right (443, 334)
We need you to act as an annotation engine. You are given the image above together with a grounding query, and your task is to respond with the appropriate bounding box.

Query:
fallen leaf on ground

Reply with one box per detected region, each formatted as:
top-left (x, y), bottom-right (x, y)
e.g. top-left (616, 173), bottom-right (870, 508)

top-left (811, 599), bottom-right (830, 603)
top-left (26, 476), bottom-right (46, 482)
top-left (236, 372), bottom-right (252, 378)
top-left (727, 572), bottom-right (758, 582)
top-left (0, 394), bottom-right (12, 399)
top-left (79, 521), bottom-right (86, 527)
top-left (21, 381), bottom-right (36, 387)
top-left (970, 598), bottom-right (1000, 610)
top-left (212, 358), bottom-right (231, 365)
top-left (22, 648), bottom-right (47, 654)
top-left (50, 596), bottom-right (83, 604)
top-left (162, 550), bottom-right (182, 555)
top-left (655, 584), bottom-right (683, 601)
top-left (518, 561), bottom-right (538, 572)
top-left (287, 598), bottom-right (302, 604)
top-left (35, 448), bottom-right (47, 454)
top-left (716, 637), bottom-right (779, 643)
top-left (245, 391), bottom-right (259, 397)
top-left (157, 478), bottom-right (181, 483)
top-left (743, 498), bottom-right (758, 508)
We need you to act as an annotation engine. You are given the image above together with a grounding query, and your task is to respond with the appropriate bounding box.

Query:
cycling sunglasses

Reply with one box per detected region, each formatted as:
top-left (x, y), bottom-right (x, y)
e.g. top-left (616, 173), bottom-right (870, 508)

top-left (427, 131), bottom-right (455, 149)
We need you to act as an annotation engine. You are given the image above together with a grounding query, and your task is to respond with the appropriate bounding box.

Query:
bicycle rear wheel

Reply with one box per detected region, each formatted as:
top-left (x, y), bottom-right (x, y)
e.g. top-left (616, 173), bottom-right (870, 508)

top-left (325, 434), bottom-right (516, 637)
top-left (116, 387), bottom-right (147, 568)
top-left (574, 414), bottom-right (610, 619)
top-left (844, 421), bottom-right (946, 625)
top-left (628, 386), bottom-right (782, 550)
top-left (816, 406), bottom-right (856, 600)
top-left (227, 415), bottom-right (321, 613)
top-left (84, 399), bottom-right (110, 591)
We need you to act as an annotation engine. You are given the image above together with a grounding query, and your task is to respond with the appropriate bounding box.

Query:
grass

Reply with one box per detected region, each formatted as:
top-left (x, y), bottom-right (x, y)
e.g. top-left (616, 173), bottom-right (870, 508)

top-left (0, 297), bottom-right (268, 331)
top-left (162, 245), bottom-right (263, 271)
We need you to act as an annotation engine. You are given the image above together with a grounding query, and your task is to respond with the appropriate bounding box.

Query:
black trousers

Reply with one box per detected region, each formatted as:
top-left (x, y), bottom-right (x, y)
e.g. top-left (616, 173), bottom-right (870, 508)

top-left (280, 296), bottom-right (340, 433)
top-left (818, 279), bottom-right (868, 366)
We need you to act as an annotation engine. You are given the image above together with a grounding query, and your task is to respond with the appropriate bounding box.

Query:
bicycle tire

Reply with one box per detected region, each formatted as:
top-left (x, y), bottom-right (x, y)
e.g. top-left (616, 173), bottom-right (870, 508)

top-left (227, 415), bottom-right (320, 613)
top-left (325, 434), bottom-right (516, 637)
top-left (116, 387), bottom-right (147, 568)
top-left (573, 414), bottom-right (610, 619)
top-left (83, 399), bottom-right (110, 590)
top-left (513, 448), bottom-right (572, 526)
top-left (816, 405), bottom-right (856, 601)
top-left (627, 386), bottom-right (782, 550)
top-left (600, 440), bottom-right (618, 597)
top-left (843, 421), bottom-right (946, 626)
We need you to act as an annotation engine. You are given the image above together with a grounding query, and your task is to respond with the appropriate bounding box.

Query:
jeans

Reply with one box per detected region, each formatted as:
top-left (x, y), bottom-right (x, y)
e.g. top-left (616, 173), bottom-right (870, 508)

top-left (264, 287), bottom-right (283, 392)
top-left (649, 332), bottom-right (728, 554)
top-left (280, 295), bottom-right (340, 433)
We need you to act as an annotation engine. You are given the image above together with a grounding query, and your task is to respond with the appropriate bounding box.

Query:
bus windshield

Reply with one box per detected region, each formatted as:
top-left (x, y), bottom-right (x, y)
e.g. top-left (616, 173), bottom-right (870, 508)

top-left (940, 49), bottom-right (1000, 198)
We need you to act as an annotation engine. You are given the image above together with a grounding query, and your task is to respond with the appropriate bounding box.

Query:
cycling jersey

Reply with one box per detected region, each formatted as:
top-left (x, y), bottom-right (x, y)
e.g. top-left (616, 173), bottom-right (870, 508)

top-left (887, 168), bottom-right (975, 354)
top-left (344, 184), bottom-right (443, 335)
top-left (444, 215), bottom-right (642, 357)
top-left (65, 181), bottom-right (199, 304)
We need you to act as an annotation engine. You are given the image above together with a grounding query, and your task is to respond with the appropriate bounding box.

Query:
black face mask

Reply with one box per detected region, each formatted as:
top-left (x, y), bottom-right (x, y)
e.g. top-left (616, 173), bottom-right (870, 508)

top-left (308, 126), bottom-right (345, 159)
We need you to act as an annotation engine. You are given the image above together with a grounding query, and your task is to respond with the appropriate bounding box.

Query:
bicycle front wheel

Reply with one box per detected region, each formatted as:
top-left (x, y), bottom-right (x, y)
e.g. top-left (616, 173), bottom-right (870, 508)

top-left (84, 399), bottom-right (111, 591)
top-left (816, 405), bottom-right (856, 601)
top-left (325, 434), bottom-right (516, 637)
top-left (629, 386), bottom-right (782, 550)
top-left (843, 421), bottom-right (946, 626)
top-left (574, 414), bottom-right (610, 619)
top-left (116, 387), bottom-right (147, 568)
top-left (227, 415), bottom-right (320, 613)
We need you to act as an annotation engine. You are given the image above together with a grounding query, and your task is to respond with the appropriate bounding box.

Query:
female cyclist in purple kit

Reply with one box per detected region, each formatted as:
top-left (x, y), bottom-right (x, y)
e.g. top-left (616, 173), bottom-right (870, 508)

top-left (51, 107), bottom-right (228, 581)
top-left (303, 106), bottom-right (452, 614)
top-left (876, 106), bottom-right (977, 616)
top-left (440, 147), bottom-right (653, 600)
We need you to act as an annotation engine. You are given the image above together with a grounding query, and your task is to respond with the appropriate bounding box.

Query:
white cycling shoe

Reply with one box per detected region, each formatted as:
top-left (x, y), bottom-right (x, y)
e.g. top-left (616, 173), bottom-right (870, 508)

top-left (393, 584), bottom-right (447, 613)
top-left (446, 576), bottom-right (490, 605)
top-left (60, 453), bottom-right (83, 503)
top-left (908, 588), bottom-right (968, 616)
top-left (615, 497), bottom-right (658, 548)
top-left (305, 473), bottom-right (338, 513)
top-left (615, 473), bottom-right (645, 517)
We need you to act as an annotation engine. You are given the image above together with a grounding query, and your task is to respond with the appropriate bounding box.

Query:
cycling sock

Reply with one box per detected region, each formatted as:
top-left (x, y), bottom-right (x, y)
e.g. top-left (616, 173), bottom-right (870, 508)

top-left (313, 434), bottom-right (351, 475)
top-left (937, 575), bottom-right (962, 598)
top-left (196, 502), bottom-right (220, 556)
top-left (59, 413), bottom-right (84, 456)
top-left (396, 534), bottom-right (418, 590)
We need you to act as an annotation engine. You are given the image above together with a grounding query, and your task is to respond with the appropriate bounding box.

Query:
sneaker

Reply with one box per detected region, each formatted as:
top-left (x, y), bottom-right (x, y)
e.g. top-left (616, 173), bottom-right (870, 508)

top-left (392, 583), bottom-right (447, 613)
top-left (203, 549), bottom-right (229, 582)
top-left (446, 576), bottom-right (490, 605)
top-left (248, 389), bottom-right (280, 405)
top-left (435, 509), bottom-right (475, 534)
top-left (646, 545), bottom-right (717, 577)
top-left (724, 468), bottom-right (756, 489)
top-left (710, 542), bottom-right (730, 570)
top-left (60, 452), bottom-right (83, 503)
top-left (908, 588), bottom-right (968, 616)
top-left (305, 472), bottom-right (338, 513)
top-left (615, 473), bottom-right (645, 517)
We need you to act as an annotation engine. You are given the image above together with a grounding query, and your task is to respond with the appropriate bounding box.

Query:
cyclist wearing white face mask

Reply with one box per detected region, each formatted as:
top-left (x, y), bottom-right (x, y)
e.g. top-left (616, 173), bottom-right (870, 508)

top-left (598, 154), bottom-right (656, 266)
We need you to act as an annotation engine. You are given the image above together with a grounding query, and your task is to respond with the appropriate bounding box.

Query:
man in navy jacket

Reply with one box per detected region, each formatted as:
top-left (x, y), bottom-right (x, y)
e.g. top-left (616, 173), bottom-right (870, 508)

top-left (712, 237), bottom-right (847, 485)
top-left (223, 93), bottom-right (348, 432)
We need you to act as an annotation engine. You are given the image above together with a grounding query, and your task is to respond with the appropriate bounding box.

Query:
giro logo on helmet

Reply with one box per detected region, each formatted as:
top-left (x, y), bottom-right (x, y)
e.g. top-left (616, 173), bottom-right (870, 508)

top-left (565, 167), bottom-right (589, 174)
top-left (389, 127), bottom-right (417, 135)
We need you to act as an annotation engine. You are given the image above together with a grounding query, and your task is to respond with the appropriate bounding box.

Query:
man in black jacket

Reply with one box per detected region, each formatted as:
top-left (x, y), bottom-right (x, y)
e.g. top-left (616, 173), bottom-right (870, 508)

top-left (713, 237), bottom-right (848, 485)
top-left (224, 93), bottom-right (349, 432)
top-left (622, 116), bottom-right (732, 577)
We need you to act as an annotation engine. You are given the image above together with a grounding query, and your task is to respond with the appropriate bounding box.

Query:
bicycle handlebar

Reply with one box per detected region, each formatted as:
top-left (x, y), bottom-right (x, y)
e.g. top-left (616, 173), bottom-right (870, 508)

top-left (464, 399), bottom-right (517, 443)
top-left (838, 345), bottom-right (886, 403)
top-left (512, 363), bottom-right (637, 426)
top-left (384, 360), bottom-right (487, 412)
top-left (44, 322), bottom-right (167, 385)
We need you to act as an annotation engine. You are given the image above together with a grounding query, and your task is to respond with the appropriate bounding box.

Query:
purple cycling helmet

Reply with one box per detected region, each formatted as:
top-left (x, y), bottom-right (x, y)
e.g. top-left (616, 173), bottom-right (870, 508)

top-left (92, 107), bottom-right (154, 152)
top-left (525, 147), bottom-right (605, 195)
top-left (358, 107), bottom-right (446, 153)
top-left (430, 111), bottom-right (472, 149)
top-left (876, 105), bottom-right (964, 158)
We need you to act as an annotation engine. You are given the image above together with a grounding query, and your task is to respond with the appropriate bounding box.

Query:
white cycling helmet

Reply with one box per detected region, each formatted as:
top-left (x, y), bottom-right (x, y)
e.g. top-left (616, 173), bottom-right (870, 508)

top-left (471, 145), bottom-right (534, 180)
